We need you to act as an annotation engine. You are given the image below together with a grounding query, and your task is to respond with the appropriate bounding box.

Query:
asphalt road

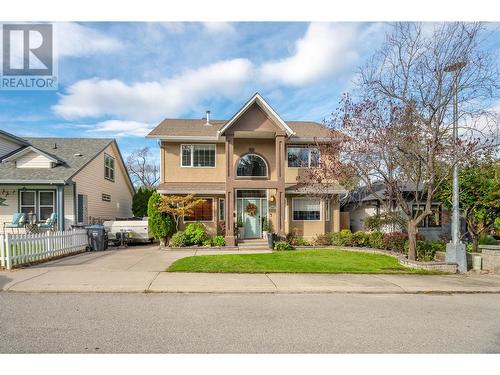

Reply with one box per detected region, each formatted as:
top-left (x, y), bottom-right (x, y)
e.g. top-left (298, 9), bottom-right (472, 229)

top-left (1, 292), bottom-right (499, 353)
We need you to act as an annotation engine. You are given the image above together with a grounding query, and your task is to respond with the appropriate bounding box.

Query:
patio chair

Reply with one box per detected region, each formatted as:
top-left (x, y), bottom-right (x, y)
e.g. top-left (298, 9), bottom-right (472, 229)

top-left (38, 213), bottom-right (57, 231)
top-left (3, 212), bottom-right (28, 233)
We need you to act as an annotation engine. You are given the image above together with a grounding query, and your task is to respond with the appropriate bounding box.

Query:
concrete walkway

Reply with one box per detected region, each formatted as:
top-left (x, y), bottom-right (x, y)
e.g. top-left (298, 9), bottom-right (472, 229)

top-left (1, 245), bottom-right (500, 293)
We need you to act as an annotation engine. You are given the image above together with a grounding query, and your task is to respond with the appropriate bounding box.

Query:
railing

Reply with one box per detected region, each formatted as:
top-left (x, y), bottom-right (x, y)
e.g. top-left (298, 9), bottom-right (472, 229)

top-left (0, 229), bottom-right (88, 270)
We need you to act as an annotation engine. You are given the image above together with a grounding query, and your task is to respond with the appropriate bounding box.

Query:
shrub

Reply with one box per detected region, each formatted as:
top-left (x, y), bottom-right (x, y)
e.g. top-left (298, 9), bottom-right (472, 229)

top-left (403, 240), bottom-right (444, 261)
top-left (383, 232), bottom-right (408, 252)
top-left (170, 231), bottom-right (188, 247)
top-left (313, 234), bottom-right (331, 246)
top-left (184, 222), bottom-right (209, 245)
top-left (212, 235), bottom-right (226, 247)
top-left (352, 231), bottom-right (370, 247)
top-left (132, 187), bottom-right (154, 217)
top-left (274, 241), bottom-right (294, 251)
top-left (339, 229), bottom-right (353, 246)
top-left (368, 231), bottom-right (384, 249)
top-left (202, 238), bottom-right (213, 246)
top-left (147, 192), bottom-right (175, 246)
top-left (479, 235), bottom-right (497, 245)
top-left (295, 237), bottom-right (311, 246)
top-left (329, 232), bottom-right (342, 246)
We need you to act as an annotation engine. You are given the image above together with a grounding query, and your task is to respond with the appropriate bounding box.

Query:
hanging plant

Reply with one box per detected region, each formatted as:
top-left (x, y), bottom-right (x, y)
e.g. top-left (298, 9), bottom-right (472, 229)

top-left (245, 203), bottom-right (257, 217)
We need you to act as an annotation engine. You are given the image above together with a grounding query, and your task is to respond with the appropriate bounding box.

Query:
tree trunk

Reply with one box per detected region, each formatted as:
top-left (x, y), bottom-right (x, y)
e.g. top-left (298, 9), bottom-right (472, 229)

top-left (159, 237), bottom-right (167, 247)
top-left (407, 220), bottom-right (418, 260)
top-left (471, 234), bottom-right (479, 253)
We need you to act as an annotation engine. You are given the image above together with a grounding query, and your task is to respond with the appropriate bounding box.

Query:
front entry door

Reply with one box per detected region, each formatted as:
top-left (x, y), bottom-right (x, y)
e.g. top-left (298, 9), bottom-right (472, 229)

top-left (242, 198), bottom-right (261, 239)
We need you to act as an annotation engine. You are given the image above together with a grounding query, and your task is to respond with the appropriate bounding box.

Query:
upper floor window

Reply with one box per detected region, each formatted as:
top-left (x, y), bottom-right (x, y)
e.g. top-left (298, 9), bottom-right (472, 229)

top-left (104, 154), bottom-right (115, 181)
top-left (181, 144), bottom-right (216, 167)
top-left (413, 204), bottom-right (442, 228)
top-left (236, 154), bottom-right (267, 177)
top-left (287, 146), bottom-right (320, 168)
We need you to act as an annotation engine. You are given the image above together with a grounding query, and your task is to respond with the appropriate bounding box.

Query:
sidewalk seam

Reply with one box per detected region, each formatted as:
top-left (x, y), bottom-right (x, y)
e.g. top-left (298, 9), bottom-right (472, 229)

top-left (145, 272), bottom-right (160, 292)
top-left (264, 273), bottom-right (278, 291)
top-left (370, 275), bottom-right (406, 293)
top-left (4, 270), bottom-right (50, 291)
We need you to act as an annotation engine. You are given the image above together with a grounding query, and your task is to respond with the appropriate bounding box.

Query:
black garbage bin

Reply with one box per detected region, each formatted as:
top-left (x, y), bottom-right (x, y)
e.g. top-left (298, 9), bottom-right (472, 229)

top-left (266, 233), bottom-right (276, 250)
top-left (87, 225), bottom-right (108, 251)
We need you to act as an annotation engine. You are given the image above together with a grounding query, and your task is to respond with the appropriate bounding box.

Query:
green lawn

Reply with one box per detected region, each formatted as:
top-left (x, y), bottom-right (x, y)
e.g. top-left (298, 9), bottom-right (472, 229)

top-left (167, 249), bottom-right (441, 274)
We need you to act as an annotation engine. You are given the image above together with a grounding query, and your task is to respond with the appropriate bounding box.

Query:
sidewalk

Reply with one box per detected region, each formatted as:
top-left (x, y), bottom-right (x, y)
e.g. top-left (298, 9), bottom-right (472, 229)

top-left (2, 270), bottom-right (500, 294)
top-left (1, 245), bottom-right (500, 293)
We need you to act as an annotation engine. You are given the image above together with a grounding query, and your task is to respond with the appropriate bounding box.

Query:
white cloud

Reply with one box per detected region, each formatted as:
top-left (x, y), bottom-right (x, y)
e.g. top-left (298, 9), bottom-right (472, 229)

top-left (91, 120), bottom-right (154, 137)
top-left (259, 23), bottom-right (361, 86)
top-left (55, 22), bottom-right (123, 57)
top-left (202, 22), bottom-right (236, 35)
top-left (53, 58), bottom-right (253, 121)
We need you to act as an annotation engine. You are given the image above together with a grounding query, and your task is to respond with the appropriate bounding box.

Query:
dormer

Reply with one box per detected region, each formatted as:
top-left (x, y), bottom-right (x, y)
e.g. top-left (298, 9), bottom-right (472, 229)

top-left (2, 146), bottom-right (61, 169)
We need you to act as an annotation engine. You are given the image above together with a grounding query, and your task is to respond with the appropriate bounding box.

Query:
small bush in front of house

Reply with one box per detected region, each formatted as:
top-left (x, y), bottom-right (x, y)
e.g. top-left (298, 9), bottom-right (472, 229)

top-left (352, 231), bottom-right (370, 247)
top-left (479, 235), bottom-right (497, 245)
top-left (313, 234), bottom-right (331, 246)
top-left (274, 241), bottom-right (294, 251)
top-left (184, 222), bottom-right (209, 245)
top-left (383, 232), bottom-right (408, 252)
top-left (202, 238), bottom-right (213, 246)
top-left (170, 231), bottom-right (189, 247)
top-left (212, 235), bottom-right (226, 247)
top-left (404, 240), bottom-right (444, 262)
top-left (339, 229), bottom-right (354, 246)
top-left (295, 237), bottom-right (311, 246)
top-left (368, 231), bottom-right (384, 249)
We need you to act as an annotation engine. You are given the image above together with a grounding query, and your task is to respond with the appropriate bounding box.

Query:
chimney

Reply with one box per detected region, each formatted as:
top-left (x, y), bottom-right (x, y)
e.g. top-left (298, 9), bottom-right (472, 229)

top-left (204, 110), bottom-right (211, 126)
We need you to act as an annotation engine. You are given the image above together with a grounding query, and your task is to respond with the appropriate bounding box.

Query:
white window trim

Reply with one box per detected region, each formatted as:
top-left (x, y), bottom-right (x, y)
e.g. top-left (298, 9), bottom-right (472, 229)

top-left (236, 154), bottom-right (269, 178)
top-left (38, 190), bottom-right (55, 221)
top-left (325, 199), bottom-right (330, 221)
top-left (287, 146), bottom-right (320, 168)
top-left (291, 197), bottom-right (322, 222)
top-left (218, 198), bottom-right (225, 221)
top-left (20, 190), bottom-right (36, 216)
top-left (180, 144), bottom-right (217, 168)
top-left (412, 203), bottom-right (442, 228)
top-left (104, 153), bottom-right (115, 182)
top-left (183, 197), bottom-right (215, 223)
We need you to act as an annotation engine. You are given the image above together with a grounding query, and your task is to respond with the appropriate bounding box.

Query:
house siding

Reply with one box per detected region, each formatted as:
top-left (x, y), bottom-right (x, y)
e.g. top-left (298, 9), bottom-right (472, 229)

top-left (15, 151), bottom-right (53, 169)
top-left (0, 138), bottom-right (21, 158)
top-left (71, 143), bottom-right (133, 223)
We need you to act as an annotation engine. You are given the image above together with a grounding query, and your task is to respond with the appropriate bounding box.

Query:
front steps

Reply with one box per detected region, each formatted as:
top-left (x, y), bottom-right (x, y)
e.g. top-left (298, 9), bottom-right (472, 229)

top-left (237, 238), bottom-right (270, 251)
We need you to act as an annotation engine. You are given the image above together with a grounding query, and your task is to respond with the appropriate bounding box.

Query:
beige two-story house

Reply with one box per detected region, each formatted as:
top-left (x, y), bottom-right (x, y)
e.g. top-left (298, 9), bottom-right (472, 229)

top-left (147, 93), bottom-right (346, 245)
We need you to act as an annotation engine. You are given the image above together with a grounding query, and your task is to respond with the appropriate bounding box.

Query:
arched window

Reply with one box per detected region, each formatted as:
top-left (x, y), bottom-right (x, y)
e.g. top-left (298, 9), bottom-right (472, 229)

top-left (236, 154), bottom-right (267, 177)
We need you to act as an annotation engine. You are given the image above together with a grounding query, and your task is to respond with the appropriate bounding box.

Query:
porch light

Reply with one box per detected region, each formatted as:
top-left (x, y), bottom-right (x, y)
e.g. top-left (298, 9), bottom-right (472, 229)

top-left (269, 195), bottom-right (276, 203)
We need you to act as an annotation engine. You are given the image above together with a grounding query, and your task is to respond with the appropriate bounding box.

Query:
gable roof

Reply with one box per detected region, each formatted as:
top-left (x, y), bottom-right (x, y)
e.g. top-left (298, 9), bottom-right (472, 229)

top-left (218, 93), bottom-right (295, 137)
top-left (0, 138), bottom-right (114, 184)
top-left (148, 92), bottom-right (339, 141)
top-left (0, 129), bottom-right (30, 147)
top-left (2, 145), bottom-right (61, 163)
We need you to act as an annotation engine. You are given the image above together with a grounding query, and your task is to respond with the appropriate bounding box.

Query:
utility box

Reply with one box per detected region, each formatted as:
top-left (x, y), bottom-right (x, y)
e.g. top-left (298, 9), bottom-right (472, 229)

top-left (87, 225), bottom-right (108, 251)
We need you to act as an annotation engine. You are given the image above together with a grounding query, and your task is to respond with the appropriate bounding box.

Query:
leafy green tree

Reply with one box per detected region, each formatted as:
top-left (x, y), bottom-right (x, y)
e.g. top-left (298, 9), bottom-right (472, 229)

top-left (147, 191), bottom-right (175, 246)
top-left (436, 154), bottom-right (500, 252)
top-left (132, 187), bottom-right (153, 217)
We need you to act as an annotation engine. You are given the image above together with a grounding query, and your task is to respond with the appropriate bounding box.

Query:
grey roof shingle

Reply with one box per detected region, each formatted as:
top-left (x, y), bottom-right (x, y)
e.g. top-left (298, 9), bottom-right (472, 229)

top-left (147, 119), bottom-right (338, 139)
top-left (0, 137), bottom-right (114, 183)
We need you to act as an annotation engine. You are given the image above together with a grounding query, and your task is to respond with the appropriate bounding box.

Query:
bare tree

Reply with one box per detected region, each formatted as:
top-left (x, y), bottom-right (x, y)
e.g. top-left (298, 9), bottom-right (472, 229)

top-left (303, 23), bottom-right (499, 260)
top-left (126, 147), bottom-right (160, 189)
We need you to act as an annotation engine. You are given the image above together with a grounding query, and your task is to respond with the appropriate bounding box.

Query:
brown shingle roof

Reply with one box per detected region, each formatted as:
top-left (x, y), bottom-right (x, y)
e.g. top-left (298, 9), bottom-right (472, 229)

top-left (148, 119), bottom-right (337, 139)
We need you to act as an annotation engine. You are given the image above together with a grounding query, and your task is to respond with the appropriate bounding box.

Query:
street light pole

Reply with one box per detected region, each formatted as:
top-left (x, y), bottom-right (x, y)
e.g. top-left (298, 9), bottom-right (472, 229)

top-left (444, 61), bottom-right (467, 273)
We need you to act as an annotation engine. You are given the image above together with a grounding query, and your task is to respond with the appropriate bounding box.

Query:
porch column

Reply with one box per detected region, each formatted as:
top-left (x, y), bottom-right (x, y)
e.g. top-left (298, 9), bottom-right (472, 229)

top-left (275, 134), bottom-right (286, 236)
top-left (225, 135), bottom-right (236, 246)
top-left (333, 196), bottom-right (340, 232)
top-left (56, 185), bottom-right (65, 231)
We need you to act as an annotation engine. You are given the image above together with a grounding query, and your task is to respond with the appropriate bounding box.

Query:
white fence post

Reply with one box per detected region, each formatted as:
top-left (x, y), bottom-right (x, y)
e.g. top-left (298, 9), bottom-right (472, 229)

top-left (0, 234), bottom-right (4, 269)
top-left (5, 233), bottom-right (12, 270)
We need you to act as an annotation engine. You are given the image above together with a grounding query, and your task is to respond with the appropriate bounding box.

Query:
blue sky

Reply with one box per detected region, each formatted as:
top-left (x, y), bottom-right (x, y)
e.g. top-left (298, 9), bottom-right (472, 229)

top-left (1, 22), bottom-right (498, 159)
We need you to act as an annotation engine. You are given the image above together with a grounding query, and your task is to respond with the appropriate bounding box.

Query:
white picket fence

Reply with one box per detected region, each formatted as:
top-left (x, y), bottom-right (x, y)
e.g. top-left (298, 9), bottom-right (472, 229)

top-left (0, 229), bottom-right (88, 270)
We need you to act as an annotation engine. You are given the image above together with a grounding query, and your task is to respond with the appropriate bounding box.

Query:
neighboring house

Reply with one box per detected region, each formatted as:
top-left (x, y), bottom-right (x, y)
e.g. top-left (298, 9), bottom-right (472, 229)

top-left (147, 93), bottom-right (346, 245)
top-left (341, 183), bottom-right (452, 241)
top-left (0, 129), bottom-right (134, 231)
